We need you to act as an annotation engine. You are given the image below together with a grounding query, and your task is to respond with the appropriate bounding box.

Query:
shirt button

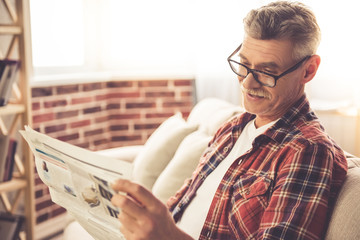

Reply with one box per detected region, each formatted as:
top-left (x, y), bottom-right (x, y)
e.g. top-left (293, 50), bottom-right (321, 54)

top-left (224, 146), bottom-right (229, 153)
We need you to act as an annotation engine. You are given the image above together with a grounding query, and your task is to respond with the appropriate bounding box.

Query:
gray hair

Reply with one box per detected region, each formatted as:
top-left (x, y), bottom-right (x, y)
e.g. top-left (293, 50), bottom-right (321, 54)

top-left (243, 1), bottom-right (321, 60)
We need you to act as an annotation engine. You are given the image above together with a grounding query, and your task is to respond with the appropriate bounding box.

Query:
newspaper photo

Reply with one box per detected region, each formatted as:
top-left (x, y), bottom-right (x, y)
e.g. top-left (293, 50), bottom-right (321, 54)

top-left (20, 126), bottom-right (133, 240)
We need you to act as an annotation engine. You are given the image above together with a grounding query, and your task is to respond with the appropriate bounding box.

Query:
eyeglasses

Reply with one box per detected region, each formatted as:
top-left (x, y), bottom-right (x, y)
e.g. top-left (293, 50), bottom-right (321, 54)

top-left (227, 44), bottom-right (310, 88)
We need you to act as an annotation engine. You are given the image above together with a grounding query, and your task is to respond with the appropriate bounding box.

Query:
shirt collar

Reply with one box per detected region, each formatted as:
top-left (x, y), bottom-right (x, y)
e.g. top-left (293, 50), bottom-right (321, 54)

top-left (266, 94), bottom-right (317, 144)
top-left (233, 94), bottom-right (316, 145)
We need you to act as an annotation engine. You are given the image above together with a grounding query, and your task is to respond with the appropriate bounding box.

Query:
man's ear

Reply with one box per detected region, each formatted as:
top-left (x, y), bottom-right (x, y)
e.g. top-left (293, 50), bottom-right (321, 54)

top-left (302, 55), bottom-right (321, 84)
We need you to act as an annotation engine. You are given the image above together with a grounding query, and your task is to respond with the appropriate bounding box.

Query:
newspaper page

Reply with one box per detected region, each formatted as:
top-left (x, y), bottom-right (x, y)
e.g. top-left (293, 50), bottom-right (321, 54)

top-left (20, 126), bottom-right (132, 240)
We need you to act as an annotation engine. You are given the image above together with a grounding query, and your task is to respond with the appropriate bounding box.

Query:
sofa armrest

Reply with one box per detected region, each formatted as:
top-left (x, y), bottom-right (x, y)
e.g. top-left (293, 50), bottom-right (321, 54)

top-left (96, 145), bottom-right (144, 163)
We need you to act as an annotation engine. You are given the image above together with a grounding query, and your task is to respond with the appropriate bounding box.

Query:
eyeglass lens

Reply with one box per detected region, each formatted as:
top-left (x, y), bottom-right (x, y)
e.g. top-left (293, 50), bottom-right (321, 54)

top-left (229, 61), bottom-right (275, 86)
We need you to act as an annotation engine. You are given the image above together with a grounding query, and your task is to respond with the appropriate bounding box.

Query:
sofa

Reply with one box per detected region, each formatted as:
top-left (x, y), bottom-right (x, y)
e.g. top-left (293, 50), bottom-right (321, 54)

top-left (63, 98), bottom-right (360, 240)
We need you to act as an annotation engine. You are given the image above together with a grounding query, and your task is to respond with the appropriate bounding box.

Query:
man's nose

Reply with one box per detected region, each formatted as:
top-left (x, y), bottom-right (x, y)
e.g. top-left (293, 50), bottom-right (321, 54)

top-left (239, 72), bottom-right (262, 89)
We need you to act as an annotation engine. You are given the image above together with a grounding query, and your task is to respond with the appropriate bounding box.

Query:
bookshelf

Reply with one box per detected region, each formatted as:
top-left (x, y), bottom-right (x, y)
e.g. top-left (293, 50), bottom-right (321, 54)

top-left (0, 0), bottom-right (34, 239)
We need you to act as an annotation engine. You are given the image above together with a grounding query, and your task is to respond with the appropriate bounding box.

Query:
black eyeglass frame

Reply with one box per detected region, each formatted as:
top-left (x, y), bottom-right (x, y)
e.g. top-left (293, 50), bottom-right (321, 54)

top-left (227, 44), bottom-right (311, 88)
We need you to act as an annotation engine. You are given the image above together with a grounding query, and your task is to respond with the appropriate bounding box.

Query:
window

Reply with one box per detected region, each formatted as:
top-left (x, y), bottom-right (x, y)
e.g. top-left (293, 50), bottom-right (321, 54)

top-left (30, 0), bottom-right (86, 73)
top-left (30, 0), bottom-right (195, 80)
top-left (30, 0), bottom-right (360, 106)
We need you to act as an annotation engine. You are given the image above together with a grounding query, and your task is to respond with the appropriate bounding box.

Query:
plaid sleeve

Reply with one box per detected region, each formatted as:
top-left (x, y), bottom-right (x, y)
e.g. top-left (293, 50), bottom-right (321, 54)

top-left (258, 142), bottom-right (333, 240)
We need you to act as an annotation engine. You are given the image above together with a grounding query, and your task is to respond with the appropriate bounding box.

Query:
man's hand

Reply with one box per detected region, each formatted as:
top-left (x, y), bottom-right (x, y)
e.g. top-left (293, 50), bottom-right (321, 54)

top-left (111, 179), bottom-right (193, 240)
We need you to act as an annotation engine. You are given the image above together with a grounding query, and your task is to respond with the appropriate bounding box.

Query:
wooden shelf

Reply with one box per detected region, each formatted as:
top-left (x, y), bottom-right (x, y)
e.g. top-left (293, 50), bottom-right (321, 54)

top-left (0, 0), bottom-right (35, 239)
top-left (0, 104), bottom-right (25, 116)
top-left (0, 25), bottom-right (21, 34)
top-left (0, 178), bottom-right (27, 193)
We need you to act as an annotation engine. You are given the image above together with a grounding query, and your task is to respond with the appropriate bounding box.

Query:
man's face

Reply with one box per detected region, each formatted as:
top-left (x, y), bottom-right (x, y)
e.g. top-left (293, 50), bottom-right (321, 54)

top-left (238, 36), bottom-right (306, 127)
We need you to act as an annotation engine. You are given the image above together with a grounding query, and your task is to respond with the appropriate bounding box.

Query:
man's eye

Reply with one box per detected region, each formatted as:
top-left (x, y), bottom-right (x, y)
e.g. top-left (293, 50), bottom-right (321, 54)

top-left (240, 61), bottom-right (250, 67)
top-left (263, 69), bottom-right (277, 75)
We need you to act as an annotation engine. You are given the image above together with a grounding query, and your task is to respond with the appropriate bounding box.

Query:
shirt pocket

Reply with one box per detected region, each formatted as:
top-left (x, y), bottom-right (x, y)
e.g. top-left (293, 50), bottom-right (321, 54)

top-left (229, 174), bottom-right (273, 238)
top-left (235, 174), bottom-right (272, 200)
top-left (231, 174), bottom-right (273, 213)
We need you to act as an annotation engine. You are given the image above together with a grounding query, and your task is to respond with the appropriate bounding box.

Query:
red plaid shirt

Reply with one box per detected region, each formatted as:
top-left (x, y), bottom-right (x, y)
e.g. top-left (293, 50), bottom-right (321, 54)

top-left (168, 95), bottom-right (348, 240)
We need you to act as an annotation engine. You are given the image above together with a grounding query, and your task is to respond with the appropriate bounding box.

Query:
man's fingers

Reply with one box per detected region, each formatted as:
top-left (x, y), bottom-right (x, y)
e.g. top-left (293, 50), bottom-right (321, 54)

top-left (111, 193), bottom-right (144, 220)
top-left (112, 179), bottom-right (159, 209)
top-left (119, 221), bottom-right (135, 240)
top-left (118, 208), bottom-right (137, 232)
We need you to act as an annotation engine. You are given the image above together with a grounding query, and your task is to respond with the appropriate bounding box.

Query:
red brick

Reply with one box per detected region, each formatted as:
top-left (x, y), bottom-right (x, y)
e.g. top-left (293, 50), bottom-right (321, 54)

top-left (145, 112), bottom-right (174, 118)
top-left (180, 91), bottom-right (193, 97)
top-left (182, 111), bottom-right (191, 119)
top-left (56, 110), bottom-right (79, 119)
top-left (56, 85), bottom-right (79, 95)
top-left (85, 128), bottom-right (104, 137)
top-left (163, 101), bottom-right (193, 108)
top-left (106, 103), bottom-right (121, 110)
top-left (174, 79), bottom-right (194, 86)
top-left (83, 82), bottom-right (103, 91)
top-left (33, 127), bottom-right (41, 132)
top-left (57, 133), bottom-right (79, 142)
top-left (71, 96), bottom-right (93, 105)
top-left (109, 124), bottom-right (129, 131)
top-left (95, 115), bottom-right (109, 123)
top-left (75, 142), bottom-right (90, 149)
top-left (71, 119), bottom-right (91, 128)
top-left (95, 94), bottom-right (108, 101)
top-left (35, 189), bottom-right (43, 198)
top-left (83, 106), bottom-right (102, 114)
top-left (106, 81), bottom-right (134, 88)
top-left (33, 112), bottom-right (55, 123)
top-left (43, 187), bottom-right (50, 195)
top-left (145, 91), bottom-right (175, 98)
top-left (32, 87), bottom-right (53, 97)
top-left (139, 80), bottom-right (167, 87)
top-left (52, 206), bottom-right (66, 217)
top-left (44, 99), bottom-right (67, 108)
top-left (36, 212), bottom-right (49, 224)
top-left (106, 92), bottom-right (141, 99)
top-left (111, 135), bottom-right (142, 142)
top-left (32, 102), bottom-right (41, 110)
top-left (36, 198), bottom-right (53, 211)
top-left (108, 113), bottom-right (141, 120)
top-left (94, 138), bottom-right (109, 146)
top-left (134, 123), bottom-right (160, 130)
top-left (45, 124), bottom-right (66, 133)
top-left (126, 102), bottom-right (155, 109)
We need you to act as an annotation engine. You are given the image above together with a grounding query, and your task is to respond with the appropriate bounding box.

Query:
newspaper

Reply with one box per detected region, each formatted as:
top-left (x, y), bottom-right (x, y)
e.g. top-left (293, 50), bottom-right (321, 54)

top-left (20, 126), bottom-right (132, 240)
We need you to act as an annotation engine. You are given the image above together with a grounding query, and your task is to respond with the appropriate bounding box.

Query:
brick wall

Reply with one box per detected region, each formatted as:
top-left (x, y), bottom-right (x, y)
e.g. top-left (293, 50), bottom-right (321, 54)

top-left (31, 78), bottom-right (195, 224)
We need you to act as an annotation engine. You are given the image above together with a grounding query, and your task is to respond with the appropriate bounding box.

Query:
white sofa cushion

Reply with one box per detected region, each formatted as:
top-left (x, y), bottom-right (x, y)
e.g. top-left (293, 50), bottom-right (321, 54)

top-left (187, 98), bottom-right (242, 136)
top-left (96, 145), bottom-right (144, 163)
top-left (152, 130), bottom-right (212, 203)
top-left (132, 113), bottom-right (198, 190)
top-left (325, 156), bottom-right (360, 240)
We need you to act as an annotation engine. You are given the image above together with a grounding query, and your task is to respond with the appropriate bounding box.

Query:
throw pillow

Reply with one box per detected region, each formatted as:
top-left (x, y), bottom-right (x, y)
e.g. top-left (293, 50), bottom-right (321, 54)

top-left (152, 130), bottom-right (212, 203)
top-left (132, 113), bottom-right (198, 190)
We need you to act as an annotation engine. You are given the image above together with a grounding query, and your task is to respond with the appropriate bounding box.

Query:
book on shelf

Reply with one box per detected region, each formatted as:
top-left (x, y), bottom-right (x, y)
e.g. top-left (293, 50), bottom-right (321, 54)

top-left (0, 134), bottom-right (17, 183)
top-left (0, 134), bottom-right (10, 181)
top-left (3, 139), bottom-right (17, 182)
top-left (0, 60), bottom-right (20, 107)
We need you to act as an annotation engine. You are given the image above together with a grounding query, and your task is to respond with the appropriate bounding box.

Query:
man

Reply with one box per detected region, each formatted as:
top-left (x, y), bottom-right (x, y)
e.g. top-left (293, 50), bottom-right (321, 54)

top-left (111, 1), bottom-right (348, 239)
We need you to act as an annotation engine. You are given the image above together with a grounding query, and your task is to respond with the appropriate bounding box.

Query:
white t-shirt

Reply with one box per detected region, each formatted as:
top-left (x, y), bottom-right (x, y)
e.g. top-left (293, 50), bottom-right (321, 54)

top-left (176, 119), bottom-right (276, 239)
